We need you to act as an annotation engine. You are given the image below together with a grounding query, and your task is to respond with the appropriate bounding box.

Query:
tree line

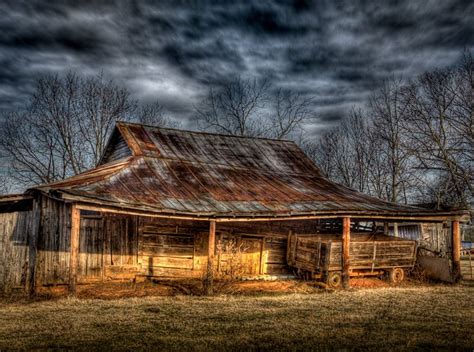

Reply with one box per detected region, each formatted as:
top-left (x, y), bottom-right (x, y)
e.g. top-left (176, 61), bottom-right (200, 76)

top-left (309, 52), bottom-right (473, 208)
top-left (0, 52), bottom-right (472, 209)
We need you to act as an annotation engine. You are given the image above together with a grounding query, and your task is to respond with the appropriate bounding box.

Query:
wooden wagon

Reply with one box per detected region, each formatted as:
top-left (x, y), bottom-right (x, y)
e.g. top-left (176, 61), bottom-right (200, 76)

top-left (287, 233), bottom-right (417, 288)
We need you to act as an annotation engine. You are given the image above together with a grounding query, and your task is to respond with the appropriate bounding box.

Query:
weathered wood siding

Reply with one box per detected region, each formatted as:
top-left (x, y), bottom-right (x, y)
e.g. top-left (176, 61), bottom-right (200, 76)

top-left (420, 223), bottom-right (451, 254)
top-left (1, 198), bottom-right (142, 292)
top-left (36, 197), bottom-right (71, 286)
top-left (138, 217), bottom-right (208, 278)
top-left (216, 230), bottom-right (290, 276)
top-left (99, 132), bottom-right (132, 165)
top-left (0, 211), bottom-right (31, 293)
top-left (263, 237), bottom-right (288, 274)
top-left (101, 215), bottom-right (139, 280)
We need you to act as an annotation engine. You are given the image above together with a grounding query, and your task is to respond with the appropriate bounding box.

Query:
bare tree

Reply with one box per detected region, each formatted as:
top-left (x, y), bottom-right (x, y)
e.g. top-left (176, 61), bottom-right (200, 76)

top-left (0, 174), bottom-right (11, 195)
top-left (306, 51), bottom-right (472, 207)
top-left (196, 78), bottom-right (270, 137)
top-left (312, 109), bottom-right (373, 193)
top-left (451, 51), bottom-right (474, 191)
top-left (369, 80), bottom-right (413, 203)
top-left (402, 65), bottom-right (472, 207)
top-left (196, 78), bottom-right (310, 139)
top-left (0, 72), bottom-right (167, 188)
top-left (138, 101), bottom-right (180, 128)
top-left (272, 89), bottom-right (312, 139)
top-left (1, 111), bottom-right (70, 185)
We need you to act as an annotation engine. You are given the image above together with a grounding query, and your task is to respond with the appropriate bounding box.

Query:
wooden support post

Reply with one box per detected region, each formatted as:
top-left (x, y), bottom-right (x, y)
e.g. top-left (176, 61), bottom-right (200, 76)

top-left (342, 217), bottom-right (351, 289)
top-left (286, 230), bottom-right (293, 265)
top-left (451, 220), bottom-right (461, 282)
top-left (69, 204), bottom-right (81, 295)
top-left (383, 222), bottom-right (389, 235)
top-left (26, 198), bottom-right (41, 297)
top-left (393, 223), bottom-right (399, 237)
top-left (203, 220), bottom-right (216, 295)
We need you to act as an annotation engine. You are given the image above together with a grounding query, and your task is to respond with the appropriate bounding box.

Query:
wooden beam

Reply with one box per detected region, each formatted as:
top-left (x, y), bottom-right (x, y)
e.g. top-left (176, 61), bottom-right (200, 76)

top-left (215, 214), bottom-right (468, 223)
top-left (74, 203), bottom-right (210, 221)
top-left (26, 198), bottom-right (41, 297)
top-left (342, 217), bottom-right (351, 289)
top-left (203, 220), bottom-right (216, 295)
top-left (68, 201), bottom-right (469, 223)
top-left (451, 220), bottom-right (461, 282)
top-left (69, 204), bottom-right (81, 295)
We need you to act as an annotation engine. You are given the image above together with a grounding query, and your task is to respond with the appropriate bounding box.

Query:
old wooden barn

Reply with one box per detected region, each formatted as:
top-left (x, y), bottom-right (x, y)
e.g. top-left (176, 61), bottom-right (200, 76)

top-left (0, 122), bottom-right (469, 295)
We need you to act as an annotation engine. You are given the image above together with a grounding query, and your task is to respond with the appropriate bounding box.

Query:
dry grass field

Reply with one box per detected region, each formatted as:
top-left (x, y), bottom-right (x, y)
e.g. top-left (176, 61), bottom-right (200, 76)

top-left (0, 281), bottom-right (473, 351)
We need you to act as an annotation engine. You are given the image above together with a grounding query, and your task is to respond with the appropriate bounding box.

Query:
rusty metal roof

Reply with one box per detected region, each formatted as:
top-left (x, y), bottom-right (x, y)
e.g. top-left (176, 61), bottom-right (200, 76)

top-left (31, 122), bottom-right (468, 220)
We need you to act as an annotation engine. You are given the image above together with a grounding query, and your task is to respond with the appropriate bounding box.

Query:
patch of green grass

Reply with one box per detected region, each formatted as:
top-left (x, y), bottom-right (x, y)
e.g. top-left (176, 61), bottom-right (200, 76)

top-left (0, 286), bottom-right (473, 351)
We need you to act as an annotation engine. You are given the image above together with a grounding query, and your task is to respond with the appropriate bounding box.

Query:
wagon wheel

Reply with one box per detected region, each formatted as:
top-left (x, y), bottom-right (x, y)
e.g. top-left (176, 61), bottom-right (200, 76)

top-left (388, 267), bottom-right (405, 284)
top-left (326, 272), bottom-right (342, 288)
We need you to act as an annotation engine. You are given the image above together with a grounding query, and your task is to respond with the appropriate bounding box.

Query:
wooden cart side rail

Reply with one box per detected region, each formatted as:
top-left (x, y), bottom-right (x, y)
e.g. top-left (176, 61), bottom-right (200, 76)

top-left (288, 233), bottom-right (418, 274)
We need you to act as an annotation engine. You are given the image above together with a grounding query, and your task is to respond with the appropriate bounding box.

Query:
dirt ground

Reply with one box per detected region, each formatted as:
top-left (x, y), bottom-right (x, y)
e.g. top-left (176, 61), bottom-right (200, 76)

top-left (0, 278), bottom-right (473, 350)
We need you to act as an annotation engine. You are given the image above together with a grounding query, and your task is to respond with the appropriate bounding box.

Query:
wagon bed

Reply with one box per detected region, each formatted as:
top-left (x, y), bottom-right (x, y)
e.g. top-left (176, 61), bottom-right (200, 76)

top-left (287, 233), bottom-right (417, 285)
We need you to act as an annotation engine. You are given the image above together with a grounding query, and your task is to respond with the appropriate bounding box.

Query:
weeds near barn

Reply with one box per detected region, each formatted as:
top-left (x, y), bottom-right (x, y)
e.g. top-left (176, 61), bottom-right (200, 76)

top-left (0, 283), bottom-right (473, 351)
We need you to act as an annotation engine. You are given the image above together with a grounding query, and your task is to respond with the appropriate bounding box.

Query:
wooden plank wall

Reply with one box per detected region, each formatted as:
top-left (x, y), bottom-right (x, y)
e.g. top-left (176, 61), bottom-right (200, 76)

top-left (420, 223), bottom-right (451, 254)
top-left (78, 216), bottom-right (103, 280)
top-left (216, 229), bottom-right (290, 276)
top-left (0, 211), bottom-right (31, 293)
top-left (1, 198), bottom-right (143, 293)
top-left (36, 197), bottom-right (71, 286)
top-left (138, 217), bottom-right (208, 278)
top-left (135, 219), bottom-right (292, 278)
top-left (100, 132), bottom-right (132, 164)
top-left (263, 237), bottom-right (289, 275)
top-left (101, 215), bottom-right (139, 280)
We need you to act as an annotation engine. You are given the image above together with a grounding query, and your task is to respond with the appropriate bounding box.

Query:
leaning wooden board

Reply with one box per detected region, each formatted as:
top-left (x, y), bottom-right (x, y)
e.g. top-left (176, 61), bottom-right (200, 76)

top-left (288, 233), bottom-right (417, 275)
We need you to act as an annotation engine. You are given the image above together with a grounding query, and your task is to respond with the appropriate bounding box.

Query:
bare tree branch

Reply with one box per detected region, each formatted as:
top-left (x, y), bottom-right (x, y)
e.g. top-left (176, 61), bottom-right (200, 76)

top-left (0, 72), bottom-right (171, 188)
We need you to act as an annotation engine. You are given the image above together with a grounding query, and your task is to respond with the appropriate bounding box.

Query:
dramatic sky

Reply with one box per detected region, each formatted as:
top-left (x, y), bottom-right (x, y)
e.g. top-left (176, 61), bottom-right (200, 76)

top-left (0, 0), bottom-right (473, 136)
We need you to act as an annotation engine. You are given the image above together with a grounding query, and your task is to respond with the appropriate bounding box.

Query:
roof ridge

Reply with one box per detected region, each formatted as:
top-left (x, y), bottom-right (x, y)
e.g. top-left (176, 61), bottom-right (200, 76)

top-left (117, 120), bottom-right (295, 143)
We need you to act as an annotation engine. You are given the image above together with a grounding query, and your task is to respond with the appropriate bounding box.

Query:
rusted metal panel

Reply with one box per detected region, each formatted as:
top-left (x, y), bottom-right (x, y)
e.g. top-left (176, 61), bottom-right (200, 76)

top-left (30, 122), bottom-right (468, 220)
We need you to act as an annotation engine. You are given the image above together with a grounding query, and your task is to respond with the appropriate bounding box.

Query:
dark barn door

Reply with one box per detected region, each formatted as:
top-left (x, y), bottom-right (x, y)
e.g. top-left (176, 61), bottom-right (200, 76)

top-left (78, 215), bottom-right (139, 282)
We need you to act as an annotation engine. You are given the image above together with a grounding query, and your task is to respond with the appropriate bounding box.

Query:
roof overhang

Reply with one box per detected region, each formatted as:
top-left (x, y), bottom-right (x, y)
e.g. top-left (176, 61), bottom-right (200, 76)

top-left (51, 191), bottom-right (471, 223)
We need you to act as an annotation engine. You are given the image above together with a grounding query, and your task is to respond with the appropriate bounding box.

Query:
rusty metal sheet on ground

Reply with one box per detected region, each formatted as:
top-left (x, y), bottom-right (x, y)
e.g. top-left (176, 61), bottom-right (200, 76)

top-left (417, 256), bottom-right (453, 282)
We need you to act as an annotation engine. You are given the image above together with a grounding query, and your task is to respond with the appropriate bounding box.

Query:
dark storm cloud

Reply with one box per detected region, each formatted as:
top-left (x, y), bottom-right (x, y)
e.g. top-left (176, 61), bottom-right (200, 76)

top-left (0, 0), bottom-right (472, 130)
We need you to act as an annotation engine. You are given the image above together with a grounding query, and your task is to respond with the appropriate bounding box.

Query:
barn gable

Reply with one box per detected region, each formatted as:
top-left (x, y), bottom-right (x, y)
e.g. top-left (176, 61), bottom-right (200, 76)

top-left (99, 126), bottom-right (133, 165)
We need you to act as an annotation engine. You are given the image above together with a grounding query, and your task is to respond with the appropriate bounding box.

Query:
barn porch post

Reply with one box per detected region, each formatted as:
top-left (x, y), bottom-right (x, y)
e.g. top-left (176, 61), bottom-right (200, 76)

top-left (203, 220), bottom-right (216, 295)
top-left (68, 204), bottom-right (81, 295)
top-left (451, 220), bottom-right (461, 282)
top-left (342, 217), bottom-right (351, 289)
